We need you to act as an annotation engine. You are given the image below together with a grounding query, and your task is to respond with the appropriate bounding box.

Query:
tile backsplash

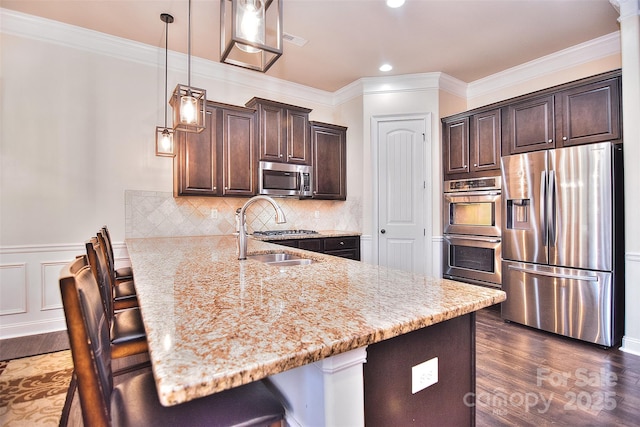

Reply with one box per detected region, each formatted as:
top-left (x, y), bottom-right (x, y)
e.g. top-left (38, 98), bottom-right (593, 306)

top-left (125, 190), bottom-right (362, 238)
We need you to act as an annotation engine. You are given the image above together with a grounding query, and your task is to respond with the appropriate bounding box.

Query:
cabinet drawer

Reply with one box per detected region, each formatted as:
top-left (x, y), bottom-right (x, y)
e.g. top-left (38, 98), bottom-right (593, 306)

top-left (324, 237), bottom-right (358, 251)
top-left (298, 239), bottom-right (323, 252)
top-left (325, 249), bottom-right (359, 260)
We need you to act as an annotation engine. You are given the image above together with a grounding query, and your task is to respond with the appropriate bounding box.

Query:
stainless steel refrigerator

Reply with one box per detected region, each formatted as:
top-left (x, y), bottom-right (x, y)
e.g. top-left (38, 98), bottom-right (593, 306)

top-left (501, 142), bottom-right (624, 347)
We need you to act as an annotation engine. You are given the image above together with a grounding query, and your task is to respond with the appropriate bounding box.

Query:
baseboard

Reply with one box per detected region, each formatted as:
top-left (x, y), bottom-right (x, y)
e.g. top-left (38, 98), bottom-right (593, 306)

top-left (0, 318), bottom-right (67, 340)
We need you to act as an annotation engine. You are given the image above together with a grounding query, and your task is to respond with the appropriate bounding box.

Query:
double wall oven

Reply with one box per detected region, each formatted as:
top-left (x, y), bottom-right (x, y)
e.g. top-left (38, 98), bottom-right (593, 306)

top-left (443, 177), bottom-right (502, 288)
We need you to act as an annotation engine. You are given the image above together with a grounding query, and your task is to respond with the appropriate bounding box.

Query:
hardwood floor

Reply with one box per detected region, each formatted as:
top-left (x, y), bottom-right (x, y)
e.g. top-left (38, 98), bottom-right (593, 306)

top-left (2, 308), bottom-right (639, 426)
top-left (476, 306), bottom-right (640, 426)
top-left (0, 330), bottom-right (69, 361)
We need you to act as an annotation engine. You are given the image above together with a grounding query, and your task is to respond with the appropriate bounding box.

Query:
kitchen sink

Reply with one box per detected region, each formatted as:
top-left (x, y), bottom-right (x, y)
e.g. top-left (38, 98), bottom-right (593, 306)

top-left (247, 252), bottom-right (315, 266)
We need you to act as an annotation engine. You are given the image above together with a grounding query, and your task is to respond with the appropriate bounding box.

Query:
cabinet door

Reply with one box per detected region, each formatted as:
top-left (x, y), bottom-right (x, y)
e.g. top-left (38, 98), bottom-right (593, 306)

top-left (443, 117), bottom-right (469, 176)
top-left (311, 122), bottom-right (347, 200)
top-left (471, 109), bottom-right (501, 172)
top-left (506, 95), bottom-right (555, 154)
top-left (174, 107), bottom-right (219, 196)
top-left (556, 77), bottom-right (620, 147)
top-left (257, 103), bottom-right (285, 162)
top-left (287, 109), bottom-right (311, 164)
top-left (221, 108), bottom-right (256, 196)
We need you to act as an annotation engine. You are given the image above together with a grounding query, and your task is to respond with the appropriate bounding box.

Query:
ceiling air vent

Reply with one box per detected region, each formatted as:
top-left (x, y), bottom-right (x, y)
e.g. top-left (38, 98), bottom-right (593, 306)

top-left (283, 32), bottom-right (308, 47)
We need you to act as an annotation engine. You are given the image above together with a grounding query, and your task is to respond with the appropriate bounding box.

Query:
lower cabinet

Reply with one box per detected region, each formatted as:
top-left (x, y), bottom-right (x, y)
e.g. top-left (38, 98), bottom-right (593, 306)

top-left (268, 236), bottom-right (360, 261)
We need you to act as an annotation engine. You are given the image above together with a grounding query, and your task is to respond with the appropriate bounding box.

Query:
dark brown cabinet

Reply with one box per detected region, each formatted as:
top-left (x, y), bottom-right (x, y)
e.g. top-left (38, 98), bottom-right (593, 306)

top-left (503, 72), bottom-right (621, 155)
top-left (245, 97), bottom-right (312, 165)
top-left (443, 109), bottom-right (501, 180)
top-left (505, 94), bottom-right (556, 155)
top-left (174, 102), bottom-right (256, 197)
top-left (555, 77), bottom-right (620, 147)
top-left (174, 105), bottom-right (219, 196)
top-left (442, 117), bottom-right (470, 176)
top-left (267, 235), bottom-right (360, 261)
top-left (220, 106), bottom-right (257, 196)
top-left (472, 109), bottom-right (502, 172)
top-left (310, 121), bottom-right (347, 200)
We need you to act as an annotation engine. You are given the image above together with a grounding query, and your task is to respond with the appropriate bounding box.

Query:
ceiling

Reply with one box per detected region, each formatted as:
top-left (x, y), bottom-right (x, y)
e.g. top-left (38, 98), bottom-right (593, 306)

top-left (2, 0), bottom-right (621, 92)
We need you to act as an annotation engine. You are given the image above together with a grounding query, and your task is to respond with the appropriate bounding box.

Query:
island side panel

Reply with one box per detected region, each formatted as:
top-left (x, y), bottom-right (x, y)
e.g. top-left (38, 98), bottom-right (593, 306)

top-left (364, 312), bottom-right (476, 426)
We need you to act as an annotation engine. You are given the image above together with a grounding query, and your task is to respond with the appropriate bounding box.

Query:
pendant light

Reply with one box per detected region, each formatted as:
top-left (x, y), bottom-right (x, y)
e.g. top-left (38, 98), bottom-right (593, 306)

top-left (170, 0), bottom-right (206, 133)
top-left (220, 0), bottom-right (283, 73)
top-left (156, 13), bottom-right (175, 156)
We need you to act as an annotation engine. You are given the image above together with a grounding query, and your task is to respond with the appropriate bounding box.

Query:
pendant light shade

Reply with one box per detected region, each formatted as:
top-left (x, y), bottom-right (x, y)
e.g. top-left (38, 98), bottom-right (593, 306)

top-left (220, 0), bottom-right (283, 73)
top-left (156, 13), bottom-right (175, 157)
top-left (171, 0), bottom-right (206, 133)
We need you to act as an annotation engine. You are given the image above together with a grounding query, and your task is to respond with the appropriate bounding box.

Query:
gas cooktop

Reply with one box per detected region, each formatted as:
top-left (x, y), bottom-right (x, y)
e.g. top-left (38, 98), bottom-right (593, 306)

top-left (253, 229), bottom-right (318, 237)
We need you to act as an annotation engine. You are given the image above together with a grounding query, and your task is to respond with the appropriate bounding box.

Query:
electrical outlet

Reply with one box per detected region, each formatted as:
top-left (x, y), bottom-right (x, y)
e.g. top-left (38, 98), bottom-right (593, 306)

top-left (211, 208), bottom-right (218, 219)
top-left (412, 357), bottom-right (438, 394)
top-left (314, 210), bottom-right (320, 219)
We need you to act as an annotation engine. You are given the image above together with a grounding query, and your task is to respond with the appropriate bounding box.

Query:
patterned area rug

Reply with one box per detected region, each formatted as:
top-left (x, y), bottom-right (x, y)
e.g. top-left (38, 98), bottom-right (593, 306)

top-left (0, 350), bottom-right (72, 426)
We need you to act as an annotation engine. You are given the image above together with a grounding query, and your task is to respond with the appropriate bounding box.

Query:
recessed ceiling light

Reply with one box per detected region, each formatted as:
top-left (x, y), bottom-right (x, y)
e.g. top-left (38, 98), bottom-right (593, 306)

top-left (386, 0), bottom-right (405, 8)
top-left (379, 63), bottom-right (393, 72)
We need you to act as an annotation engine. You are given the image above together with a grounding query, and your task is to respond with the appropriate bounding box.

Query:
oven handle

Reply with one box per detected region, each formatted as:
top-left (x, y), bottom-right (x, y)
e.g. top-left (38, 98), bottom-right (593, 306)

top-left (444, 190), bottom-right (501, 197)
top-left (444, 234), bottom-right (500, 243)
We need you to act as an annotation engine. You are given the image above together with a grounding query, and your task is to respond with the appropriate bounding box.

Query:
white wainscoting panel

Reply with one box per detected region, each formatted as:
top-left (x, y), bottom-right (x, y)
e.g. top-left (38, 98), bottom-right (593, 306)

top-left (0, 243), bottom-right (84, 338)
top-left (0, 263), bottom-right (27, 315)
top-left (621, 251), bottom-right (640, 355)
top-left (41, 261), bottom-right (68, 311)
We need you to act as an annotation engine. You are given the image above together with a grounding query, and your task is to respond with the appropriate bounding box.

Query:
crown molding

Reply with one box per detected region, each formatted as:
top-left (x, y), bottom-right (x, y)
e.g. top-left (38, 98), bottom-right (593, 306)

top-left (0, 8), bottom-right (334, 107)
top-left (467, 31), bottom-right (621, 102)
top-left (1, 7), bottom-right (622, 109)
top-left (609, 0), bottom-right (640, 20)
top-left (333, 72), bottom-right (467, 105)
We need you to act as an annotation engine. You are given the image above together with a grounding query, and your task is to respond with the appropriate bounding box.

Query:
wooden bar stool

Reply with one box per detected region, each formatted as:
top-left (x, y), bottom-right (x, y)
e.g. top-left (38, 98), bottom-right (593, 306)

top-left (59, 257), bottom-right (285, 427)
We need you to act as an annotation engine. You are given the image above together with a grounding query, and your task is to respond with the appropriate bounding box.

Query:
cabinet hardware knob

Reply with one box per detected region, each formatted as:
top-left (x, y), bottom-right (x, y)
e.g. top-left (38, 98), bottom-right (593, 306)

top-left (224, 186), bottom-right (228, 190)
top-left (213, 186), bottom-right (217, 190)
top-left (381, 229), bottom-right (386, 234)
top-left (474, 163), bottom-right (477, 167)
top-left (279, 154), bottom-right (283, 157)
top-left (562, 136), bottom-right (568, 141)
top-left (340, 241), bottom-right (344, 245)
top-left (548, 139), bottom-right (553, 143)
top-left (288, 154), bottom-right (292, 158)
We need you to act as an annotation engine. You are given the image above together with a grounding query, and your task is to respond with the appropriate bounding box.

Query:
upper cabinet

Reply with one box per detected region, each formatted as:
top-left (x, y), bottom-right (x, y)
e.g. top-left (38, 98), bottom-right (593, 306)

top-left (174, 101), bottom-right (256, 197)
top-left (310, 121), bottom-right (347, 200)
top-left (443, 109), bottom-right (501, 180)
top-left (505, 95), bottom-right (555, 155)
top-left (555, 77), bottom-right (620, 147)
top-left (442, 116), bottom-right (470, 176)
top-left (245, 97), bottom-right (312, 165)
top-left (503, 71), bottom-right (621, 156)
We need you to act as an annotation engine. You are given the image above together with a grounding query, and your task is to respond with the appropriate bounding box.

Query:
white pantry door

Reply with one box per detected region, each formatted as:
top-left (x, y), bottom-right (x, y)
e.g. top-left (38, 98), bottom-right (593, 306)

top-left (376, 116), bottom-right (428, 273)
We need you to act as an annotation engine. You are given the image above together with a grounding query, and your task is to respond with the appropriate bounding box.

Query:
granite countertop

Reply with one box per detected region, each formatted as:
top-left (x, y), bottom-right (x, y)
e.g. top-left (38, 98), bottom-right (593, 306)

top-left (250, 229), bottom-right (362, 241)
top-left (125, 235), bottom-right (505, 406)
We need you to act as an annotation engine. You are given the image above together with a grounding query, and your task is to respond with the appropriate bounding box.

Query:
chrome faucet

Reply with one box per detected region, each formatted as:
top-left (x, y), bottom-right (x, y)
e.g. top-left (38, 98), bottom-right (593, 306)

top-left (236, 195), bottom-right (286, 260)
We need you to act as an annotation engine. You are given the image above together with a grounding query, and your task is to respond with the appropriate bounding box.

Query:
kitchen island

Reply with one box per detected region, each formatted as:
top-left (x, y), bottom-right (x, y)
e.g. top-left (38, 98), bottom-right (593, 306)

top-left (125, 235), bottom-right (505, 426)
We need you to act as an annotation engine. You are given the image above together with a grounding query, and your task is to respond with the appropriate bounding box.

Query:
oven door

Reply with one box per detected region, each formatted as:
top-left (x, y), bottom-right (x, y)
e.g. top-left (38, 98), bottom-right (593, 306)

top-left (443, 191), bottom-right (501, 237)
top-left (443, 234), bottom-right (502, 287)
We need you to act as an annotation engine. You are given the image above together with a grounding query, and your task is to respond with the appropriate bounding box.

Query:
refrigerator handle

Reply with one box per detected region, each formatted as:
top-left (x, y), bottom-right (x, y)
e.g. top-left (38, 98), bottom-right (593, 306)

top-left (549, 170), bottom-right (557, 245)
top-left (540, 171), bottom-right (547, 247)
top-left (507, 265), bottom-right (598, 282)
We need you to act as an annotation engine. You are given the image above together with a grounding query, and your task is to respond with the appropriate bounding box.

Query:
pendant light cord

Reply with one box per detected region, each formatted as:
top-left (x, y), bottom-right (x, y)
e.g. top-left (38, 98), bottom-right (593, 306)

top-left (164, 18), bottom-right (169, 128)
top-left (187, 0), bottom-right (192, 89)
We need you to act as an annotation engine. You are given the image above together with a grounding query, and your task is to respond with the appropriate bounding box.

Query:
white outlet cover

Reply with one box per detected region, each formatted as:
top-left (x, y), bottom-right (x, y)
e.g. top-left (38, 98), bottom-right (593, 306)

top-left (411, 357), bottom-right (438, 394)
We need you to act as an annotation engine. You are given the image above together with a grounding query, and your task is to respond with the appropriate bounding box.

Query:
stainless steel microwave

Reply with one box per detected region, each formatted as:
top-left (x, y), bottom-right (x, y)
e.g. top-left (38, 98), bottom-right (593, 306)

top-left (259, 161), bottom-right (313, 198)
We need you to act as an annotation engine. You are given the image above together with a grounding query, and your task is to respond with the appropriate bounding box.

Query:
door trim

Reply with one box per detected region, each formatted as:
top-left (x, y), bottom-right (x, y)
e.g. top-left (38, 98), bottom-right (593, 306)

top-left (371, 113), bottom-right (432, 269)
